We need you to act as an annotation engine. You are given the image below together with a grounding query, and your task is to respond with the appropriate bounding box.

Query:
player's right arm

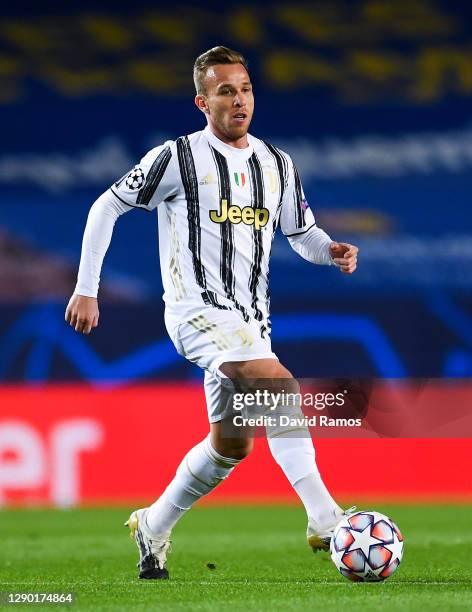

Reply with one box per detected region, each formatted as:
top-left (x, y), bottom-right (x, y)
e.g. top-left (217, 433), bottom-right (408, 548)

top-left (65, 190), bottom-right (129, 334)
top-left (65, 141), bottom-right (178, 334)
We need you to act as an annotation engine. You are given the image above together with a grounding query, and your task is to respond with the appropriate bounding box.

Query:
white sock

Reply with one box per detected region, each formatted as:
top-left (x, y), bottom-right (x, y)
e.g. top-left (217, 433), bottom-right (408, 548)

top-left (146, 435), bottom-right (240, 535)
top-left (267, 434), bottom-right (342, 527)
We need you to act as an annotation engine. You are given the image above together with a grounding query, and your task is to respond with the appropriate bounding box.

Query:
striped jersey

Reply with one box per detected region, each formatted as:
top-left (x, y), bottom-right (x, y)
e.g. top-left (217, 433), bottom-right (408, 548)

top-left (110, 126), bottom-right (316, 336)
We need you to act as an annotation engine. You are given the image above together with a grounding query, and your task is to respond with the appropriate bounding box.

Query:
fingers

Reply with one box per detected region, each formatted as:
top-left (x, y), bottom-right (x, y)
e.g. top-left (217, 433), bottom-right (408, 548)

top-left (343, 246), bottom-right (358, 259)
top-left (333, 243), bottom-right (358, 274)
top-left (82, 319), bottom-right (93, 335)
top-left (65, 309), bottom-right (97, 334)
top-left (74, 316), bottom-right (92, 335)
top-left (334, 260), bottom-right (357, 274)
top-left (333, 255), bottom-right (357, 273)
top-left (65, 295), bottom-right (99, 335)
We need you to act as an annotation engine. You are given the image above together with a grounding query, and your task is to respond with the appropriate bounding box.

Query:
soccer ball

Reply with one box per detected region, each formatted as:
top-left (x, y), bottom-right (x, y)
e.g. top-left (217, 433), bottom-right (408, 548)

top-left (330, 510), bottom-right (404, 582)
top-left (125, 167), bottom-right (145, 190)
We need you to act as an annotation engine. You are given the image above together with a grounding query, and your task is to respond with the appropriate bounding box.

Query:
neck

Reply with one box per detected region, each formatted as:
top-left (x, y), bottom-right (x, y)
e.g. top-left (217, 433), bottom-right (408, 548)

top-left (206, 123), bottom-right (249, 149)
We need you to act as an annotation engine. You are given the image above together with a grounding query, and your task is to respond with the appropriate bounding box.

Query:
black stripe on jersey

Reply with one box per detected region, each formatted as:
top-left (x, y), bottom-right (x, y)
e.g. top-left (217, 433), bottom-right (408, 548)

top-left (285, 221), bottom-right (316, 238)
top-left (260, 321), bottom-right (272, 339)
top-left (136, 146), bottom-right (172, 206)
top-left (247, 152), bottom-right (265, 322)
top-left (233, 299), bottom-right (250, 322)
top-left (210, 147), bottom-right (234, 296)
top-left (110, 187), bottom-right (152, 212)
top-left (176, 136), bottom-right (206, 289)
top-left (293, 165), bottom-right (306, 229)
top-left (210, 146), bottom-right (250, 323)
top-left (201, 290), bottom-right (230, 310)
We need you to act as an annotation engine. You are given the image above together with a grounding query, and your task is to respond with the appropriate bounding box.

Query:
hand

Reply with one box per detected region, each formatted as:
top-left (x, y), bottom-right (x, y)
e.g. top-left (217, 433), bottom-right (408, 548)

top-left (65, 294), bottom-right (99, 335)
top-left (329, 242), bottom-right (358, 274)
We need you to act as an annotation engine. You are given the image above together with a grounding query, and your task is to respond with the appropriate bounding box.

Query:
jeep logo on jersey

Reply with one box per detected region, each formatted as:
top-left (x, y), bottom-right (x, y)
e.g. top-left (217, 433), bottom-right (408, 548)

top-left (209, 199), bottom-right (269, 230)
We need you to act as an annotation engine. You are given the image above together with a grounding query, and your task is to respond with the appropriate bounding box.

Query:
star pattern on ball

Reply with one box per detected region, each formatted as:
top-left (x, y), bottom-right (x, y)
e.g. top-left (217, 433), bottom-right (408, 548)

top-left (125, 167), bottom-right (145, 190)
top-left (384, 531), bottom-right (404, 564)
top-left (330, 510), bottom-right (404, 582)
top-left (349, 523), bottom-right (384, 558)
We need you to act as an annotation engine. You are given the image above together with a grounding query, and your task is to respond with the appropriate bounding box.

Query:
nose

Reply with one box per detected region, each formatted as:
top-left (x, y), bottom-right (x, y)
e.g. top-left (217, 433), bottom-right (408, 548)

top-left (233, 91), bottom-right (247, 107)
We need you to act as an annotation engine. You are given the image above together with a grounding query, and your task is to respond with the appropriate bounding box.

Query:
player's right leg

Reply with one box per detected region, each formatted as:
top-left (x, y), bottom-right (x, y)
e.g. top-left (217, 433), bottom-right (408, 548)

top-left (125, 425), bottom-right (252, 579)
top-left (125, 308), bottom-right (264, 579)
top-left (125, 508), bottom-right (171, 579)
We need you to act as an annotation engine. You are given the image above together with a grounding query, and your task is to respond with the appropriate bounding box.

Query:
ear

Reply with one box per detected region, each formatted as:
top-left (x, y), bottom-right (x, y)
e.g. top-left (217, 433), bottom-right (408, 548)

top-left (195, 94), bottom-right (209, 115)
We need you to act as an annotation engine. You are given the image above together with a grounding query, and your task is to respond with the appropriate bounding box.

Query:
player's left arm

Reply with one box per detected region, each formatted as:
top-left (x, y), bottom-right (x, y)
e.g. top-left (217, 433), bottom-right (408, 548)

top-left (280, 158), bottom-right (358, 274)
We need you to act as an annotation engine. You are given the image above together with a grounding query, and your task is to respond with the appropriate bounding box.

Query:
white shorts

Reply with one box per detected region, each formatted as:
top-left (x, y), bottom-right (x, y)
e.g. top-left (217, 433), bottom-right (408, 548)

top-left (167, 307), bottom-right (277, 423)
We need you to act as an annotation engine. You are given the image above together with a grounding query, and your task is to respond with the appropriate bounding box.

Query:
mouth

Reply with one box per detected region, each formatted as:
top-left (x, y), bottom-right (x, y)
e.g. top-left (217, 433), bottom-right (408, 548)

top-left (232, 112), bottom-right (248, 123)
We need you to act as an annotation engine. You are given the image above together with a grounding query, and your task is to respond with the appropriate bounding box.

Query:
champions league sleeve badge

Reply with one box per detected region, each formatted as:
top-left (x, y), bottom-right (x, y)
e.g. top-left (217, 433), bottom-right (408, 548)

top-left (125, 166), bottom-right (145, 190)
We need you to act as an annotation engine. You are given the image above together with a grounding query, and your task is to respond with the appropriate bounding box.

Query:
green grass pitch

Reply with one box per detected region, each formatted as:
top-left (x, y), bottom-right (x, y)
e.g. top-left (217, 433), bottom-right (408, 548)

top-left (0, 504), bottom-right (471, 611)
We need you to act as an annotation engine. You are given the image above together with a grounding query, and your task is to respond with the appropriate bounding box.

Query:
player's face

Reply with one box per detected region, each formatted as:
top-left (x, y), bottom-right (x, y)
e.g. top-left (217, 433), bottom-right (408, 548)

top-left (196, 63), bottom-right (254, 143)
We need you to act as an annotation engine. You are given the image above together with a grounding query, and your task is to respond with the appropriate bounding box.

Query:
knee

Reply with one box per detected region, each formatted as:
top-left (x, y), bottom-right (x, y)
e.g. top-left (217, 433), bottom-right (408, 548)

top-left (226, 438), bottom-right (253, 460)
top-left (214, 437), bottom-right (254, 461)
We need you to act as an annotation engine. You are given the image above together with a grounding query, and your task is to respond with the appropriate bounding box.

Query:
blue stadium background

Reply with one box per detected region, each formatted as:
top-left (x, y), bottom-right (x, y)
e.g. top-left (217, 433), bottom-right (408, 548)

top-left (1, 0), bottom-right (472, 383)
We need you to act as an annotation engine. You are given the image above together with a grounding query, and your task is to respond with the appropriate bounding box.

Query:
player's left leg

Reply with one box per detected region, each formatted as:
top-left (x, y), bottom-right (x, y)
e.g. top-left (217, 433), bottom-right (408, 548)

top-left (220, 358), bottom-right (346, 552)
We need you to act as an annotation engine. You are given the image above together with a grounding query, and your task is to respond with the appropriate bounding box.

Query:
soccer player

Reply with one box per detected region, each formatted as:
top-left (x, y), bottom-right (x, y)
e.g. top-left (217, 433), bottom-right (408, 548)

top-left (65, 46), bottom-right (359, 579)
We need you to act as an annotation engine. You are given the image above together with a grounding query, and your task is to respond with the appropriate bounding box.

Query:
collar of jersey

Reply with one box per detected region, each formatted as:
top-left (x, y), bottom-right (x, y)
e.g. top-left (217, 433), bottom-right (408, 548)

top-left (203, 126), bottom-right (254, 160)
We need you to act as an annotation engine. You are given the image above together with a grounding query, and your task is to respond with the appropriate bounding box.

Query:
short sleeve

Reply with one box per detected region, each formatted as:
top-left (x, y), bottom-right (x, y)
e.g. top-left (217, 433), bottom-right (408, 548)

top-left (279, 156), bottom-right (316, 237)
top-left (110, 141), bottom-right (179, 211)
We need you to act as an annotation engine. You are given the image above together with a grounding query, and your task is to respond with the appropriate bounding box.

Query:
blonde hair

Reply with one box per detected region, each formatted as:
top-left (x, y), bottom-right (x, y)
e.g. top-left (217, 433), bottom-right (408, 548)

top-left (193, 46), bottom-right (249, 94)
